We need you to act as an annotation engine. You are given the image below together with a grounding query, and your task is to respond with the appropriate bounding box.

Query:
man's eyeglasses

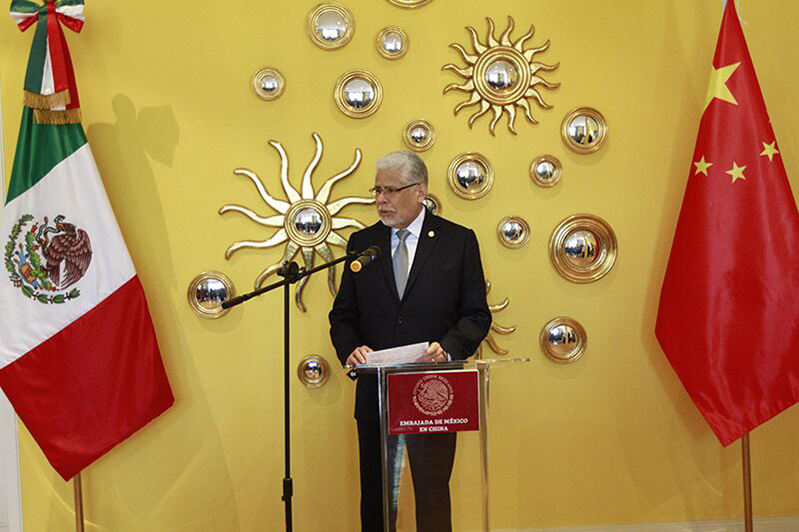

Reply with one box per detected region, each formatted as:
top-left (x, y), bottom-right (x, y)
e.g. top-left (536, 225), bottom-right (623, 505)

top-left (368, 182), bottom-right (419, 197)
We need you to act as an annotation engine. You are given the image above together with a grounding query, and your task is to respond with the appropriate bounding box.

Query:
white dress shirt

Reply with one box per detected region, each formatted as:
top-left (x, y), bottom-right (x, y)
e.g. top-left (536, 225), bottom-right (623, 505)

top-left (390, 206), bottom-right (425, 276)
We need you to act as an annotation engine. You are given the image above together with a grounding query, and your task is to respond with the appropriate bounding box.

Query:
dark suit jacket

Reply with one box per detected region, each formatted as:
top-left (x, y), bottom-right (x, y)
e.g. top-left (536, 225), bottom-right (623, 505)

top-left (329, 211), bottom-right (492, 423)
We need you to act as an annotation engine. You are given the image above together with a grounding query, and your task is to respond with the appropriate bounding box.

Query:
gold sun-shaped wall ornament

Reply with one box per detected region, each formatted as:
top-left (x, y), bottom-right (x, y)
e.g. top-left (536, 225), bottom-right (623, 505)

top-left (219, 133), bottom-right (374, 312)
top-left (443, 16), bottom-right (559, 135)
top-left (477, 281), bottom-right (517, 357)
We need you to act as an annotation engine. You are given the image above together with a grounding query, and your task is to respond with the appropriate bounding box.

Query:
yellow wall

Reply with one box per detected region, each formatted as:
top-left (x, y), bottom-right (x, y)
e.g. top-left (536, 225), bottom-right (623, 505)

top-left (3, 1), bottom-right (799, 530)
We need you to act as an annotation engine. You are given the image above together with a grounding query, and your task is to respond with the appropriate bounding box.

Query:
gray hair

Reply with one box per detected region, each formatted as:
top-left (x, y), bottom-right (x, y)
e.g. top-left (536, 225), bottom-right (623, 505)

top-left (375, 151), bottom-right (428, 185)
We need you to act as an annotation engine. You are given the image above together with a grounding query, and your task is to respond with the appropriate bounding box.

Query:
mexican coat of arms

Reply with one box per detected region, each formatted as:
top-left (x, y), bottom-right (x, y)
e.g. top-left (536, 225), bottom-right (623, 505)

top-left (4, 214), bottom-right (93, 304)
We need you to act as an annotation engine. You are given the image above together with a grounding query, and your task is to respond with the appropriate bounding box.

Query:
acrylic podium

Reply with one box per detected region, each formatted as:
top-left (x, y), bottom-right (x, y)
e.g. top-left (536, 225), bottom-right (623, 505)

top-left (352, 357), bottom-right (528, 531)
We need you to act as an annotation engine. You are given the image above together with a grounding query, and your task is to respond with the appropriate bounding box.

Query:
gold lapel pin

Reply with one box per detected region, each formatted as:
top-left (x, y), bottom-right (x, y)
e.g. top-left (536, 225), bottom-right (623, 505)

top-left (428, 230), bottom-right (435, 237)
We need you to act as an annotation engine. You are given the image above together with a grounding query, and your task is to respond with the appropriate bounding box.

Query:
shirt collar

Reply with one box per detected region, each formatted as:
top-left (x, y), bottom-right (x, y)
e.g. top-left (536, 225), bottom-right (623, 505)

top-left (392, 205), bottom-right (426, 239)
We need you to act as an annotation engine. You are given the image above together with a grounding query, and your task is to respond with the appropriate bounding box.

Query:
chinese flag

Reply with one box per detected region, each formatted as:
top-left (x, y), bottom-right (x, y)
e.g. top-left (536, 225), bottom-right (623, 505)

top-left (656, 1), bottom-right (799, 446)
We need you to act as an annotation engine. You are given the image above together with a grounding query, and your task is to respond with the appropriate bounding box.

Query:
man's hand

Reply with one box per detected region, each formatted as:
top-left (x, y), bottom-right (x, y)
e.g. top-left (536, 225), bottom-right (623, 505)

top-left (418, 341), bottom-right (447, 363)
top-left (346, 345), bottom-right (374, 366)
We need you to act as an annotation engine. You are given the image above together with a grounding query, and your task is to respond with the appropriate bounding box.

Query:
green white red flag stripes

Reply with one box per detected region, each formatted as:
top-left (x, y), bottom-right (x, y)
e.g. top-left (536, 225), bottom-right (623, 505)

top-left (656, 2), bottom-right (799, 445)
top-left (1, 4), bottom-right (173, 480)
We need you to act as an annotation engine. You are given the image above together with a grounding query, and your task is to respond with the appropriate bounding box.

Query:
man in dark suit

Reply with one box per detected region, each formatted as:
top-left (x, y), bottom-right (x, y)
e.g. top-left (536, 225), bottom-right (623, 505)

top-left (329, 151), bottom-right (491, 531)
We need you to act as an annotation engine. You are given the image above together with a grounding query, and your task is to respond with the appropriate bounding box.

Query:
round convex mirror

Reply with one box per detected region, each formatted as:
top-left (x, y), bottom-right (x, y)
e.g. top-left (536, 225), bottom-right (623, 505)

top-left (334, 70), bottom-right (383, 118)
top-left (376, 27), bottom-right (409, 59)
top-left (497, 216), bottom-right (530, 248)
top-left (540, 317), bottom-right (587, 363)
top-left (529, 154), bottom-right (562, 187)
top-left (402, 119), bottom-right (435, 151)
top-left (549, 214), bottom-right (617, 283)
top-left (307, 3), bottom-right (354, 50)
top-left (297, 355), bottom-right (331, 388)
top-left (561, 107), bottom-right (608, 154)
top-left (423, 194), bottom-right (441, 215)
top-left (187, 271), bottom-right (235, 319)
top-left (252, 68), bottom-right (285, 101)
top-left (447, 153), bottom-right (494, 200)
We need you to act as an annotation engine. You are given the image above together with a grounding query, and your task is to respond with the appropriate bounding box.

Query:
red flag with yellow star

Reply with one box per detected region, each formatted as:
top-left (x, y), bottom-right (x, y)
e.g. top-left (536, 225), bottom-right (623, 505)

top-left (656, 1), bottom-right (799, 446)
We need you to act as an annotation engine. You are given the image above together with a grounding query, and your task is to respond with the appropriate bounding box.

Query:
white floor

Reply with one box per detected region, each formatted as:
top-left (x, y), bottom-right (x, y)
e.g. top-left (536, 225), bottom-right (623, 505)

top-left (504, 517), bottom-right (799, 532)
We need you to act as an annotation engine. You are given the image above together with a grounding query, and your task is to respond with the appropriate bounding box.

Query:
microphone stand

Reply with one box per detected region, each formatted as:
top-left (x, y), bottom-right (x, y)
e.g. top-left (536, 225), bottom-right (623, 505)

top-left (222, 250), bottom-right (358, 532)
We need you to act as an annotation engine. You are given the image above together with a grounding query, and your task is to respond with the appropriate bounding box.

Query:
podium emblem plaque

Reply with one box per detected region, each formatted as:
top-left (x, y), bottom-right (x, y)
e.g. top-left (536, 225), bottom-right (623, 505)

top-left (387, 369), bottom-right (479, 435)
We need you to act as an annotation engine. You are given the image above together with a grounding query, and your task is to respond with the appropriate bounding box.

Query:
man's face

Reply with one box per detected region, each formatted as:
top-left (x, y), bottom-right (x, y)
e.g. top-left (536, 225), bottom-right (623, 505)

top-left (375, 168), bottom-right (427, 229)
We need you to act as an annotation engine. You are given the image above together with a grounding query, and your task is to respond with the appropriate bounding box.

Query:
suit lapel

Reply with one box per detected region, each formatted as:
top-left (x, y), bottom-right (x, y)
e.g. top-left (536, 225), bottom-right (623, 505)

top-left (403, 213), bottom-right (441, 300)
top-left (377, 223), bottom-right (400, 303)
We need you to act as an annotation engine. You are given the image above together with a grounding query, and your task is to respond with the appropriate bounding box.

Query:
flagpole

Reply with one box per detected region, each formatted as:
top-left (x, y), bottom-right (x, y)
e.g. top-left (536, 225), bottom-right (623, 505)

top-left (742, 434), bottom-right (753, 531)
top-left (73, 473), bottom-right (85, 532)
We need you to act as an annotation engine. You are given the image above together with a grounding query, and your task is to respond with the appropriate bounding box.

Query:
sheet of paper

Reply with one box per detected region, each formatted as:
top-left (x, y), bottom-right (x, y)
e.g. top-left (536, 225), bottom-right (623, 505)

top-left (364, 341), bottom-right (429, 366)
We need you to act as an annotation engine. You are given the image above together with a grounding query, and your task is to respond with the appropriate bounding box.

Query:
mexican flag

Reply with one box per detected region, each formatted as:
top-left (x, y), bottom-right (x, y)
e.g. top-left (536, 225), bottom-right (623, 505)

top-left (0, 0), bottom-right (173, 480)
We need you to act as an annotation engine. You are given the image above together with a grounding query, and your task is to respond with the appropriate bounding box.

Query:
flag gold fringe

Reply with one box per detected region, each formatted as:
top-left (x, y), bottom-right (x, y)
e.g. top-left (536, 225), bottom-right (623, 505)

top-left (24, 89), bottom-right (71, 110)
top-left (34, 108), bottom-right (82, 125)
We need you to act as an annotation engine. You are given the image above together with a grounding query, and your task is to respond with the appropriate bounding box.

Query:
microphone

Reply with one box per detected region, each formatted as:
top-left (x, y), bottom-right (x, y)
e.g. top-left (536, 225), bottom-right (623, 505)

top-left (350, 246), bottom-right (380, 272)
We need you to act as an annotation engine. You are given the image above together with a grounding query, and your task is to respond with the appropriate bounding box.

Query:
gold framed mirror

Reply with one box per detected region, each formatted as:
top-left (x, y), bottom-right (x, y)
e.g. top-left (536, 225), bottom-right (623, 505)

top-left (423, 194), bottom-right (441, 216)
top-left (443, 17), bottom-right (559, 135)
top-left (540, 316), bottom-right (587, 364)
top-left (334, 70), bottom-right (383, 118)
top-left (447, 152), bottom-right (494, 200)
top-left (497, 216), bottom-right (530, 249)
top-left (187, 271), bottom-right (235, 319)
top-left (386, 0), bottom-right (432, 8)
top-left (549, 214), bottom-right (618, 283)
top-left (529, 154), bottom-right (562, 188)
top-left (561, 107), bottom-right (607, 154)
top-left (252, 68), bottom-right (285, 101)
top-left (284, 200), bottom-right (334, 248)
top-left (376, 26), bottom-right (409, 60)
top-left (402, 119), bottom-right (435, 151)
top-left (307, 3), bottom-right (355, 50)
top-left (297, 355), bottom-right (331, 388)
